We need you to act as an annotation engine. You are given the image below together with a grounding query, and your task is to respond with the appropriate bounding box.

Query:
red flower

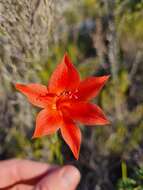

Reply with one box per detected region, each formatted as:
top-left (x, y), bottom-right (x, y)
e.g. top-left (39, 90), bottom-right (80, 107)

top-left (15, 53), bottom-right (109, 159)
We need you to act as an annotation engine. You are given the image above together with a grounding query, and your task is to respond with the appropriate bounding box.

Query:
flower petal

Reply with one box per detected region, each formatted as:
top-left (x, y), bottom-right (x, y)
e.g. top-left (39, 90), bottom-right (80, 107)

top-left (48, 53), bottom-right (80, 94)
top-left (61, 101), bottom-right (109, 125)
top-left (33, 109), bottom-right (62, 138)
top-left (76, 75), bottom-right (110, 101)
top-left (15, 83), bottom-right (53, 108)
top-left (60, 117), bottom-right (81, 160)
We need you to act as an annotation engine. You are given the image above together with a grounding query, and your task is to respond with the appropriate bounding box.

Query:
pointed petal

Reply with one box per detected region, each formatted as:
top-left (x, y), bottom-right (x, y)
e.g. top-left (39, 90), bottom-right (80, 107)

top-left (60, 117), bottom-right (81, 160)
top-left (61, 101), bottom-right (109, 125)
top-left (15, 83), bottom-right (53, 108)
top-left (77, 75), bottom-right (110, 101)
top-left (33, 109), bottom-right (62, 138)
top-left (48, 53), bottom-right (80, 94)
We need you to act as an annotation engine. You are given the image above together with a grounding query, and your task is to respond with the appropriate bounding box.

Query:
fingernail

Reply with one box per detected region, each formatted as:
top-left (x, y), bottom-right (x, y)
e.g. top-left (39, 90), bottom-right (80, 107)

top-left (60, 165), bottom-right (81, 188)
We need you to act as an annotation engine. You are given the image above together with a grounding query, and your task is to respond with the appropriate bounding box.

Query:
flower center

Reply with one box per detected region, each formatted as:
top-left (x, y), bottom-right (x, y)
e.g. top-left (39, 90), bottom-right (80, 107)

top-left (59, 89), bottom-right (79, 100)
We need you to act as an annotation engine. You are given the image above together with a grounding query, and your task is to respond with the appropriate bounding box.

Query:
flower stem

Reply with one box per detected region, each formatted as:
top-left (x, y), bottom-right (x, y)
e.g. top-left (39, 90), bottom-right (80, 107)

top-left (121, 160), bottom-right (127, 180)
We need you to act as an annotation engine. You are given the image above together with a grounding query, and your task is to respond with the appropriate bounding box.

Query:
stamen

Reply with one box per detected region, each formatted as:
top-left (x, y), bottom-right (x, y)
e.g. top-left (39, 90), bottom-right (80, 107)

top-left (74, 95), bottom-right (78, 99)
top-left (59, 90), bottom-right (79, 100)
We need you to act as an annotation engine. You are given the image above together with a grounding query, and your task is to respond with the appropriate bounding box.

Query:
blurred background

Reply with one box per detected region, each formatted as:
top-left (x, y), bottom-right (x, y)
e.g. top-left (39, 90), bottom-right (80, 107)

top-left (0, 0), bottom-right (143, 189)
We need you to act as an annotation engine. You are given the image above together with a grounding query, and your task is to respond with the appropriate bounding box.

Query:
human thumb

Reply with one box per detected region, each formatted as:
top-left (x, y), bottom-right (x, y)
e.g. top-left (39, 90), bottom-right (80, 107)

top-left (34, 165), bottom-right (80, 190)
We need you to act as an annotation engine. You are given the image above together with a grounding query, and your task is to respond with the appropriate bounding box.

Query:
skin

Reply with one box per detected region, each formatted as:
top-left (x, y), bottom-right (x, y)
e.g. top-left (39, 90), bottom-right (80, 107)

top-left (0, 159), bottom-right (80, 190)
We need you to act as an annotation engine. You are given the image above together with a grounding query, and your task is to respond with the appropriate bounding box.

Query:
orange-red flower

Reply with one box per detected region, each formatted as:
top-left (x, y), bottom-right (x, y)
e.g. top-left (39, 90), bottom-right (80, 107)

top-left (15, 53), bottom-right (110, 159)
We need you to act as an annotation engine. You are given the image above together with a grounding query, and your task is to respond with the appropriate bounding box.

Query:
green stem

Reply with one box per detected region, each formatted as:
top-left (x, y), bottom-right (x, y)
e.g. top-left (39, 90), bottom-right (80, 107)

top-left (121, 160), bottom-right (127, 180)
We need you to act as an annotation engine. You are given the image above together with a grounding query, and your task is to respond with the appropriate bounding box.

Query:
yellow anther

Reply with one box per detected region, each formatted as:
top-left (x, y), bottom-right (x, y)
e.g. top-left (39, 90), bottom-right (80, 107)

top-left (52, 104), bottom-right (57, 110)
